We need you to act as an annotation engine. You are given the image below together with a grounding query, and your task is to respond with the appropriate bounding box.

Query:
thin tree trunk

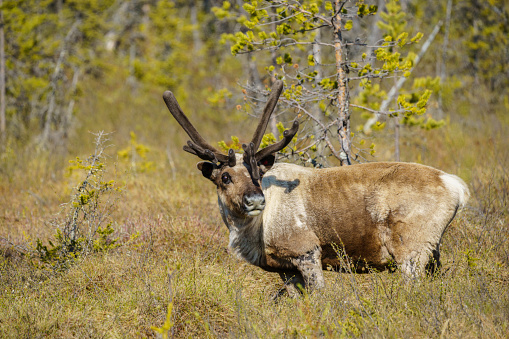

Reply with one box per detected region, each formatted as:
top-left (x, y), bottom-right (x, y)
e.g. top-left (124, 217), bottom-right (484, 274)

top-left (191, 0), bottom-right (202, 52)
top-left (248, 56), bottom-right (278, 138)
top-left (62, 68), bottom-right (80, 140)
top-left (268, 6), bottom-right (279, 137)
top-left (312, 29), bottom-right (326, 160)
top-left (394, 78), bottom-right (400, 161)
top-left (394, 118), bottom-right (400, 161)
top-left (0, 0), bottom-right (6, 141)
top-left (41, 20), bottom-right (80, 145)
top-left (313, 29), bottom-right (322, 79)
top-left (367, 0), bottom-right (384, 60)
top-left (334, 0), bottom-right (351, 165)
top-left (104, 1), bottom-right (131, 52)
top-left (438, 0), bottom-right (452, 118)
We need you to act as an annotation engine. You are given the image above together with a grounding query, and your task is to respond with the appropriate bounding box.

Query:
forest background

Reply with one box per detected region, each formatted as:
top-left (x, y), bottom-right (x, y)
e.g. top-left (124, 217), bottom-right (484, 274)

top-left (0, 0), bottom-right (508, 337)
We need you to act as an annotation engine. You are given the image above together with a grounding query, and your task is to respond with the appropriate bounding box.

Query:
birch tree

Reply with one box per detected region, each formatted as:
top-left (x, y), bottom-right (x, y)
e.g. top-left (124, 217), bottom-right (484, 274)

top-left (0, 0), bottom-right (113, 148)
top-left (215, 0), bottom-right (441, 166)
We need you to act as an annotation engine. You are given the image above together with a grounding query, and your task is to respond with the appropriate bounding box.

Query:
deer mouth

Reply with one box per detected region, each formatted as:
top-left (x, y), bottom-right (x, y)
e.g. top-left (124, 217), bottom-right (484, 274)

top-left (243, 194), bottom-right (266, 216)
top-left (246, 208), bottom-right (264, 216)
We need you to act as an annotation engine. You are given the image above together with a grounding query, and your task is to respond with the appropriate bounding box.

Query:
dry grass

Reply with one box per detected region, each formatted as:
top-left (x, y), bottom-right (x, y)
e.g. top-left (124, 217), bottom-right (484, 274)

top-left (1, 76), bottom-right (508, 338)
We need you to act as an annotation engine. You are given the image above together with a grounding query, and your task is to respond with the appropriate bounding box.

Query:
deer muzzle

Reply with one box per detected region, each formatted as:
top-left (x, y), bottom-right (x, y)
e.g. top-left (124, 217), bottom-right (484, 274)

top-left (243, 193), bottom-right (266, 216)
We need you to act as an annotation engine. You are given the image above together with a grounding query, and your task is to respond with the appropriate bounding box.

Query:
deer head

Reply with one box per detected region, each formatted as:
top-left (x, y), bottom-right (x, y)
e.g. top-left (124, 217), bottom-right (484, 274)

top-left (163, 81), bottom-right (299, 218)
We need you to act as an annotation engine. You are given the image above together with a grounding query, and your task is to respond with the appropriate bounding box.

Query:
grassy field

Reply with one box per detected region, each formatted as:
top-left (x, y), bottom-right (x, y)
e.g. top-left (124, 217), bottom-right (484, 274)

top-left (1, 74), bottom-right (508, 338)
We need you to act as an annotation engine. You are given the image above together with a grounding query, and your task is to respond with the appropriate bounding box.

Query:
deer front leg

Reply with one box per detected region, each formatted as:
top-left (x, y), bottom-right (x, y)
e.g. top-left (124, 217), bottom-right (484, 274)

top-left (292, 246), bottom-right (325, 290)
top-left (274, 247), bottom-right (325, 299)
top-left (277, 271), bottom-right (306, 298)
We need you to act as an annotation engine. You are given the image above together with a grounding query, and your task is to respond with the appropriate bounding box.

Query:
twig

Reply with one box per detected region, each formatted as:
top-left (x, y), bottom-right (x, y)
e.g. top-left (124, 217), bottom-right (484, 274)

top-left (0, 236), bottom-right (31, 255)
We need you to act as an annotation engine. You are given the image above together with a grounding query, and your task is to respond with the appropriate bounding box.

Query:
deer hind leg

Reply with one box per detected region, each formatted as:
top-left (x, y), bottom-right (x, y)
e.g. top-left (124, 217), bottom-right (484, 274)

top-left (398, 250), bottom-right (432, 279)
top-left (425, 244), bottom-right (442, 277)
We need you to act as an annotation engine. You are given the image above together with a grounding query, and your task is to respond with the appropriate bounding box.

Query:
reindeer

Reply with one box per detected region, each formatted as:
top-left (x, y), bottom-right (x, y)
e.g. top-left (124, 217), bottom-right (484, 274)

top-left (162, 81), bottom-right (469, 296)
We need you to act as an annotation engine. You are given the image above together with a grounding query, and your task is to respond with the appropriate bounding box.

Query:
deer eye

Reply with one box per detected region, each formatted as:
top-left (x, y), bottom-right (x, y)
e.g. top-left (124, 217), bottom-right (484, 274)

top-left (221, 173), bottom-right (232, 185)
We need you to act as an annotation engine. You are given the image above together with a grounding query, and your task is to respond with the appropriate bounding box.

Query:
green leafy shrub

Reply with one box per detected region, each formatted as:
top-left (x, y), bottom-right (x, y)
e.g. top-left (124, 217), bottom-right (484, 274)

top-left (34, 132), bottom-right (122, 271)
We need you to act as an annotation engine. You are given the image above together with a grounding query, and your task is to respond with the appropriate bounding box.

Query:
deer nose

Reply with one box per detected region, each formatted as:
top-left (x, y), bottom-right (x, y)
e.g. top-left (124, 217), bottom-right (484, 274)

top-left (243, 193), bottom-right (265, 216)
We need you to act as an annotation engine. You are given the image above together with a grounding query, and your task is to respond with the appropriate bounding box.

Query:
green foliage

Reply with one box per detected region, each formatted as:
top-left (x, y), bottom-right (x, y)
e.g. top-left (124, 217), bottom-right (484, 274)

top-left (117, 132), bottom-right (155, 173)
top-left (33, 132), bottom-right (122, 271)
top-left (34, 229), bottom-right (70, 269)
top-left (1, 1), bottom-right (509, 337)
top-left (355, 80), bottom-right (387, 112)
top-left (212, 1), bottom-right (233, 19)
top-left (218, 125), bottom-right (294, 154)
top-left (3, 0), bottom-right (247, 150)
top-left (34, 221), bottom-right (119, 270)
top-left (212, 0), bottom-right (441, 165)
top-left (93, 223), bottom-right (120, 252)
top-left (276, 122), bottom-right (286, 137)
top-left (457, 0), bottom-right (509, 89)
top-left (137, 1), bottom-right (196, 88)
top-left (377, 0), bottom-right (407, 39)
top-left (207, 88), bottom-right (233, 107)
top-left (2, 0), bottom-right (505, 167)
top-left (260, 133), bottom-right (277, 149)
top-left (151, 303), bottom-right (174, 338)
top-left (465, 249), bottom-right (480, 270)
top-left (353, 0), bottom-right (444, 154)
top-left (218, 135), bottom-right (243, 153)
top-left (2, 0), bottom-right (113, 144)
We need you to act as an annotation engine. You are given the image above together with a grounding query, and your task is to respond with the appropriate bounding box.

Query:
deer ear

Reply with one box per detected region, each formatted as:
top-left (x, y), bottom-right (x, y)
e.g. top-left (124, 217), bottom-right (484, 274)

top-left (197, 162), bottom-right (217, 180)
top-left (258, 154), bottom-right (275, 174)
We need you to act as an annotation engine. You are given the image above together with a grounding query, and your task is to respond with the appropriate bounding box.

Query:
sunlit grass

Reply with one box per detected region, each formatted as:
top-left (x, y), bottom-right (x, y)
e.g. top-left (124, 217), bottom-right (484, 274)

top-left (1, 74), bottom-right (508, 337)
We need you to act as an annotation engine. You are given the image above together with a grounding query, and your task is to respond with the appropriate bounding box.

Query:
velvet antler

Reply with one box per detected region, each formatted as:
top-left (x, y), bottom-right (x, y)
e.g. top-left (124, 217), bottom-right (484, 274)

top-left (242, 81), bottom-right (299, 180)
top-left (164, 81), bottom-right (298, 176)
top-left (254, 120), bottom-right (299, 161)
top-left (249, 80), bottom-right (284, 151)
top-left (163, 91), bottom-right (236, 166)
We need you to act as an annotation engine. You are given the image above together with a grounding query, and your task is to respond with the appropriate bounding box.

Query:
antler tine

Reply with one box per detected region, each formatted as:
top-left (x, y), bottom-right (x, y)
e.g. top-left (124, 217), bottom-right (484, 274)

top-left (228, 149), bottom-right (236, 167)
top-left (255, 120), bottom-right (299, 161)
top-left (242, 142), bottom-right (260, 180)
top-left (184, 141), bottom-right (224, 163)
top-left (163, 90), bottom-right (228, 163)
top-left (250, 80), bottom-right (284, 151)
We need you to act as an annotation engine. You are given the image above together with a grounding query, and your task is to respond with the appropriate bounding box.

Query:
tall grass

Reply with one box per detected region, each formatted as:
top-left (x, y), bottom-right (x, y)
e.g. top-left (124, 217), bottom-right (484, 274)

top-left (1, 73), bottom-right (508, 337)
